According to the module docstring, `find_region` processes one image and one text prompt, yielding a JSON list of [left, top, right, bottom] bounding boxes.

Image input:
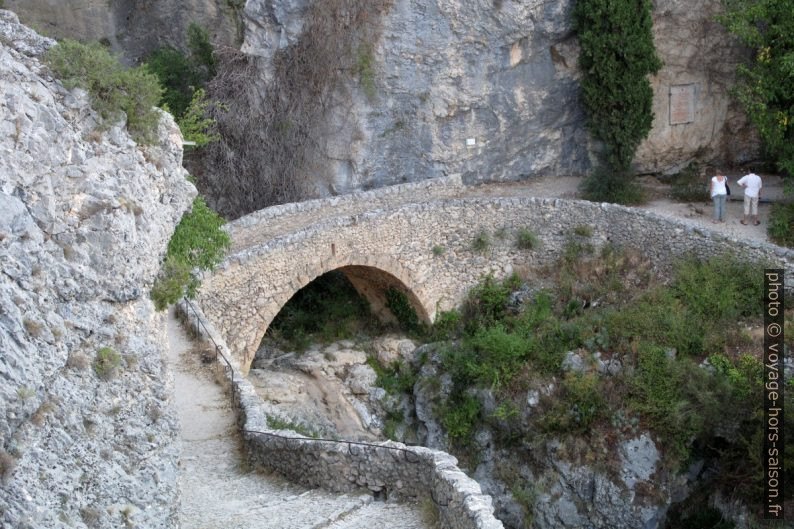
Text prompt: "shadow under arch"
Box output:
[[239, 255, 433, 374]]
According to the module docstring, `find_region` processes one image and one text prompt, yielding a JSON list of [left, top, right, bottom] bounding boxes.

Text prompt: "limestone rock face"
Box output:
[[239, 0, 756, 195], [3, 0, 243, 64], [372, 335, 418, 366], [635, 0, 759, 173], [242, 0, 594, 195], [0, 11, 194, 528], [4, 0, 759, 195]]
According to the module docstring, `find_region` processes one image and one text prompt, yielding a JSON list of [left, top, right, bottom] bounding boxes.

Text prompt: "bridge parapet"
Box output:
[[197, 194, 794, 374], [226, 174, 466, 252]]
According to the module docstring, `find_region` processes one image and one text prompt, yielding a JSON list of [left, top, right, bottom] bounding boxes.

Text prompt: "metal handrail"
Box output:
[[181, 298, 429, 458]]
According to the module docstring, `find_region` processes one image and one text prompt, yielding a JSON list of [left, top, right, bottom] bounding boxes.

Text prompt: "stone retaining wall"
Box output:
[[197, 193, 794, 374], [176, 300, 504, 529]]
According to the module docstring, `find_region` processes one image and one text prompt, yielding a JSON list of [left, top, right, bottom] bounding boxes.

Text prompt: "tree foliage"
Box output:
[[44, 40, 163, 143], [178, 89, 220, 148], [719, 0, 794, 177], [145, 23, 216, 119], [573, 0, 662, 203]]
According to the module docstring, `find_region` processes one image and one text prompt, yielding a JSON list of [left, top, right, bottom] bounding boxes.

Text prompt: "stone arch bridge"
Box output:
[[194, 176, 794, 374]]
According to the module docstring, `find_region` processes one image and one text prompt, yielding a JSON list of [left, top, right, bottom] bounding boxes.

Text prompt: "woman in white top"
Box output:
[[710, 170, 728, 223]]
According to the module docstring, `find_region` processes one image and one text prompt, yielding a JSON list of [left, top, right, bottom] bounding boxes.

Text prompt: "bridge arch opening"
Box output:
[[259, 265, 431, 355]]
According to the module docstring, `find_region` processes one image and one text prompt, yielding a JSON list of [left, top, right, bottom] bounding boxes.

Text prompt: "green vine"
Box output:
[[150, 197, 230, 310], [385, 287, 421, 332]]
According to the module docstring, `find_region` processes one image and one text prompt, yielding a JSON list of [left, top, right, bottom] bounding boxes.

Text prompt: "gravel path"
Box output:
[[468, 174, 786, 244], [165, 309, 436, 529]]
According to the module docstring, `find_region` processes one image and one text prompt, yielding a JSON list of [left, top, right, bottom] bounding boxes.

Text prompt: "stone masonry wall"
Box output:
[[196, 184, 794, 374], [176, 300, 504, 529]]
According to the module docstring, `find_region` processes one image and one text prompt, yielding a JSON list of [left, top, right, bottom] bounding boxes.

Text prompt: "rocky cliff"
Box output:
[[4, 0, 758, 198], [3, 0, 242, 64], [635, 0, 759, 173], [239, 0, 756, 194], [0, 11, 194, 528]]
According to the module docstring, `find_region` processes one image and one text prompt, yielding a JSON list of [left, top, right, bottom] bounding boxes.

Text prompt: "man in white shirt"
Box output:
[[737, 172, 763, 225]]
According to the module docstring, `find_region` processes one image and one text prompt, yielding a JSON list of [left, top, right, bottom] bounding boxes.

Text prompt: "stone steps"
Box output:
[[320, 500, 436, 529], [167, 310, 438, 529]]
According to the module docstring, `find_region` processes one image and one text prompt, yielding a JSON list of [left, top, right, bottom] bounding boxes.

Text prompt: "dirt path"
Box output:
[[465, 173, 788, 244], [165, 309, 436, 528]]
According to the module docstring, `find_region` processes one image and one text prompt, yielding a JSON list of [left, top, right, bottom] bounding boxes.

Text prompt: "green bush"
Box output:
[[187, 22, 216, 78], [768, 201, 794, 247], [44, 40, 163, 143], [600, 256, 762, 356], [367, 357, 417, 395], [672, 255, 763, 322], [146, 23, 216, 119], [177, 89, 218, 148], [145, 46, 197, 118], [432, 245, 445, 256], [471, 231, 491, 252], [540, 372, 607, 433], [462, 274, 521, 333], [151, 197, 230, 310], [719, 0, 794, 176], [456, 325, 533, 389], [441, 292, 575, 390], [627, 346, 705, 459], [707, 353, 761, 399], [515, 228, 539, 250], [165, 197, 229, 269], [150, 258, 197, 311], [93, 347, 122, 381], [383, 408, 405, 441], [604, 288, 704, 355], [572, 225, 593, 238], [431, 309, 462, 341], [627, 346, 771, 467], [441, 393, 482, 444], [519, 297, 579, 373], [266, 415, 319, 438]]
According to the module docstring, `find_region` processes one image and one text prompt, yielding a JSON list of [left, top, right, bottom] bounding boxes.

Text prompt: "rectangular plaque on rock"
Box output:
[[669, 84, 696, 125]]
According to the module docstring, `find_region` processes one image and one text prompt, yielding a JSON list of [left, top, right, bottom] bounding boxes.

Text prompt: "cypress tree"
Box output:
[[573, 0, 662, 202]]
